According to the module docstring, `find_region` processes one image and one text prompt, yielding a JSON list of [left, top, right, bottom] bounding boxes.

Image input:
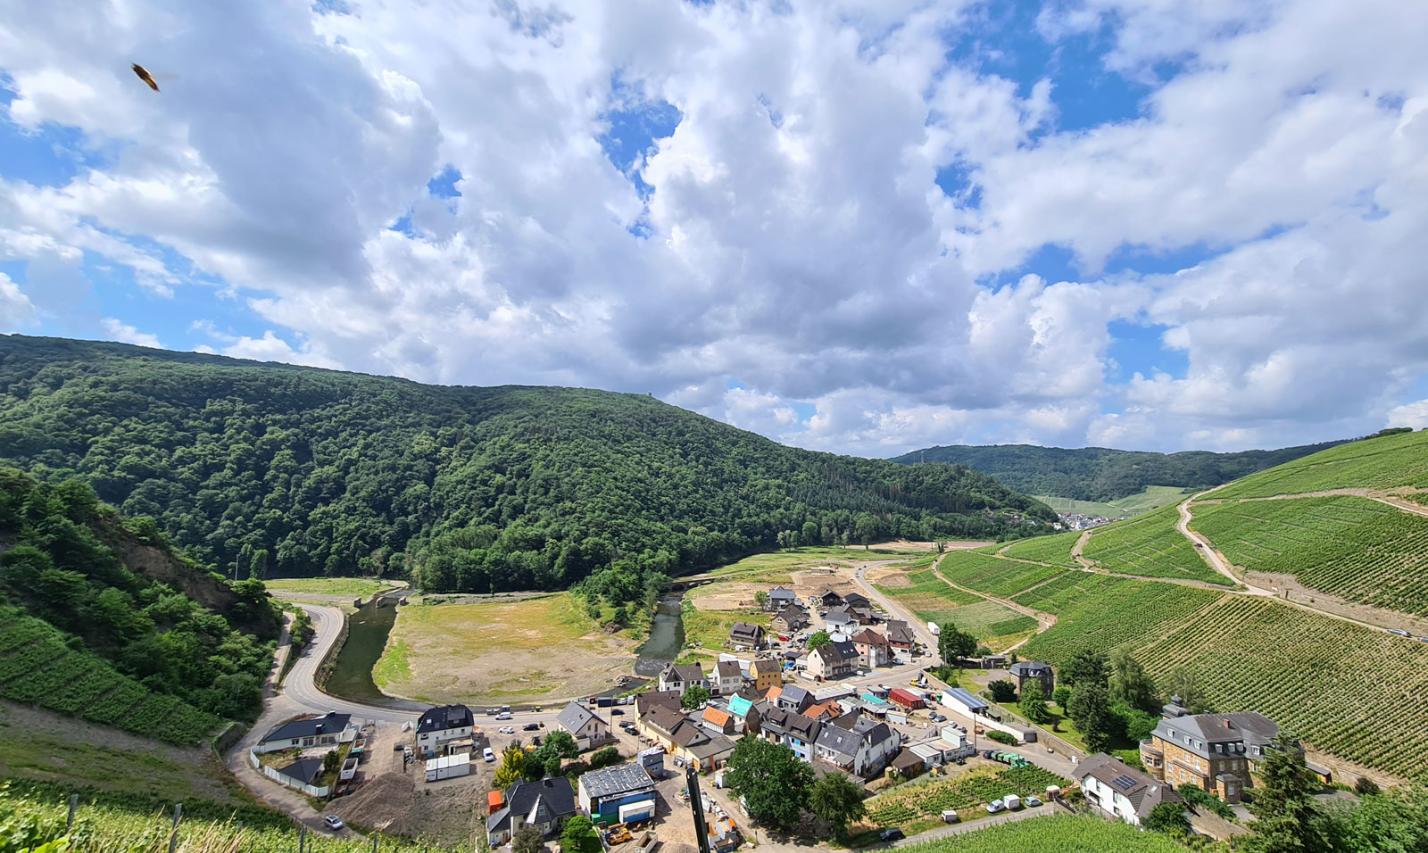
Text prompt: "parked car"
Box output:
[[1025, 796, 1043, 808], [496, 712, 512, 721], [523, 723, 540, 731], [985, 799, 1005, 814], [929, 712, 946, 722], [483, 747, 496, 762], [611, 708, 624, 715], [879, 828, 905, 842], [324, 815, 345, 830], [499, 726, 515, 734], [532, 736, 542, 746]]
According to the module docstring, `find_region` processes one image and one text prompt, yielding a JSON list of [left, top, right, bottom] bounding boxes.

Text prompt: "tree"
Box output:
[[1061, 650, 1108, 690], [937, 623, 976, 665], [588, 746, 622, 769], [560, 815, 601, 853], [1243, 734, 1332, 853], [512, 825, 545, 853], [1052, 686, 1071, 709], [1164, 668, 1211, 713], [682, 684, 711, 709], [987, 680, 1017, 702], [808, 772, 866, 839], [1323, 785, 1428, 852], [754, 590, 769, 609], [1067, 683, 1117, 753], [1108, 650, 1159, 713], [806, 630, 831, 650], [322, 749, 340, 777], [723, 737, 814, 831], [1018, 681, 1051, 724], [1143, 802, 1190, 836], [494, 743, 528, 788], [1353, 777, 1380, 797]]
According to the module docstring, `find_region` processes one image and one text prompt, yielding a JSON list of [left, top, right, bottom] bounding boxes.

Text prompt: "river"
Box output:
[[323, 591, 419, 709], [634, 591, 686, 676]]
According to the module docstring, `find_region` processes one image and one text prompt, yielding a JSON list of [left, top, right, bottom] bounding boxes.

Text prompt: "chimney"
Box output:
[[1222, 718, 1232, 729]]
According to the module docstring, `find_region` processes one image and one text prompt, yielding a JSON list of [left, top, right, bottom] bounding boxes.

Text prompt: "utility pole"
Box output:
[[168, 803, 183, 853], [685, 765, 712, 853]]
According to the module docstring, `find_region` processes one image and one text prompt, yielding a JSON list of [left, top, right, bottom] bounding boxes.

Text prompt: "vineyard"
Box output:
[[875, 567, 980, 616], [902, 814, 1187, 853], [1191, 496, 1428, 616], [1210, 429, 1428, 499], [1132, 596, 1428, 782], [1015, 574, 1223, 668], [1081, 504, 1230, 585], [864, 765, 1067, 829], [0, 609, 220, 745], [0, 782, 452, 852], [937, 549, 1064, 597], [997, 531, 1082, 568]]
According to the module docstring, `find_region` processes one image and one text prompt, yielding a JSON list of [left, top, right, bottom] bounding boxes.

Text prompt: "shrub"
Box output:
[[986, 730, 1016, 745]]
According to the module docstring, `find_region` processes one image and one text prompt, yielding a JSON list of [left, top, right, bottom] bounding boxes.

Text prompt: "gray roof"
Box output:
[[715, 660, 743, 679], [643, 705, 689, 737], [942, 687, 988, 711], [418, 704, 473, 734], [769, 587, 797, 600], [491, 777, 577, 833], [636, 690, 683, 716], [1153, 712, 1278, 759], [815, 722, 863, 758], [687, 734, 737, 761], [824, 606, 854, 625], [665, 663, 705, 683], [780, 685, 811, 706], [1009, 661, 1053, 677], [1074, 754, 1181, 818], [730, 622, 765, 640], [815, 640, 859, 663], [775, 605, 809, 625], [276, 756, 325, 785], [260, 712, 351, 744], [558, 701, 605, 734], [579, 762, 656, 800], [885, 621, 916, 643]]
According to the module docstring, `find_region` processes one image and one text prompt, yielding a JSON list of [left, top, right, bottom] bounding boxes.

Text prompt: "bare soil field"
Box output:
[[374, 593, 638, 705]]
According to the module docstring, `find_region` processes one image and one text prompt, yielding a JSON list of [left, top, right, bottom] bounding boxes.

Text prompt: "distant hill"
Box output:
[[0, 336, 1055, 608], [891, 440, 1347, 503]]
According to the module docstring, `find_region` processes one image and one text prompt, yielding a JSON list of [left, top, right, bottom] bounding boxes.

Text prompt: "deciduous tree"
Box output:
[[724, 737, 814, 831], [808, 772, 866, 839]]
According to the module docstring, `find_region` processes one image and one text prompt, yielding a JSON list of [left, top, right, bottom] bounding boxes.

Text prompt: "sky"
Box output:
[[1, 0, 1426, 458]]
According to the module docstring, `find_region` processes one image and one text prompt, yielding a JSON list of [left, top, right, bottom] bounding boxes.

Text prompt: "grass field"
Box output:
[[938, 550, 1064, 597], [1210, 429, 1428, 499], [374, 593, 637, 704], [874, 564, 1036, 650], [875, 567, 981, 611], [264, 577, 399, 597], [997, 531, 1081, 568], [1081, 504, 1231, 585], [1133, 596, 1428, 782], [900, 814, 1187, 853], [680, 601, 772, 652], [1034, 485, 1193, 519], [1191, 496, 1428, 616], [707, 545, 929, 579], [1015, 574, 1224, 668]]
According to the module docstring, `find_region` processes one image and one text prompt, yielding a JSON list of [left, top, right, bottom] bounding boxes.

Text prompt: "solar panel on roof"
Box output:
[[1111, 774, 1139, 790]]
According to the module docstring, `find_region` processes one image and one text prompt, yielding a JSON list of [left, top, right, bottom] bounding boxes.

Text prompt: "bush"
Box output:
[[988, 680, 1017, 702], [1353, 777, 1380, 796], [986, 730, 1016, 745], [1177, 784, 1234, 820]]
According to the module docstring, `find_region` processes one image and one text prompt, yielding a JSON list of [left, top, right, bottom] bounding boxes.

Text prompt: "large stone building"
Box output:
[[1140, 711, 1281, 803]]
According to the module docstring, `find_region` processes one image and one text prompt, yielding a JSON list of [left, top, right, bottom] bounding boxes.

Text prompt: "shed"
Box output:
[[940, 687, 988, 717], [888, 688, 926, 710], [425, 753, 471, 782], [487, 790, 505, 815]]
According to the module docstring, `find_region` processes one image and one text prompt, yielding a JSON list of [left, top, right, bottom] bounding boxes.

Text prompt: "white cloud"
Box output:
[[1387, 401, 1428, 430], [99, 318, 162, 349], [0, 272, 36, 330]]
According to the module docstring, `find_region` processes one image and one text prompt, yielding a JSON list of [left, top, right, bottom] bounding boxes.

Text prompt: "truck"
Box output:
[[1004, 794, 1023, 811], [927, 621, 941, 636]]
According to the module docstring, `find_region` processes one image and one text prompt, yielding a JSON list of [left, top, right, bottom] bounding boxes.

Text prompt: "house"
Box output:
[[884, 620, 916, 650], [766, 586, 798, 611], [577, 763, 657, 826], [750, 658, 783, 694], [557, 702, 612, 750], [818, 590, 845, 609], [823, 606, 856, 634], [415, 704, 475, 757], [678, 730, 737, 772], [813, 710, 902, 778], [1140, 711, 1282, 803], [806, 641, 859, 680], [759, 707, 822, 762], [274, 755, 325, 787], [710, 660, 745, 696], [804, 700, 844, 722], [726, 690, 767, 733], [773, 684, 814, 713], [843, 593, 874, 623], [728, 622, 766, 650], [939, 687, 989, 718], [1008, 661, 1055, 697], [850, 628, 892, 669], [659, 663, 706, 694], [256, 712, 354, 754], [890, 748, 926, 780], [635, 690, 683, 721], [638, 705, 690, 750], [701, 706, 737, 736], [772, 605, 810, 635], [488, 777, 579, 845], [1074, 754, 1183, 826]]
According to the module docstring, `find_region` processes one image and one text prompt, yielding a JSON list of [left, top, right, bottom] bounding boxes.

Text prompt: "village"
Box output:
[[247, 568, 1309, 851]]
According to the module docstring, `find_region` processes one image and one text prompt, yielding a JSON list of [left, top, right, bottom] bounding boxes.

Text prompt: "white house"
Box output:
[[557, 702, 612, 750], [416, 704, 474, 757], [710, 660, 745, 696], [811, 711, 901, 778], [255, 712, 354, 754], [659, 663, 707, 694], [1073, 753, 1183, 827], [488, 777, 579, 846]]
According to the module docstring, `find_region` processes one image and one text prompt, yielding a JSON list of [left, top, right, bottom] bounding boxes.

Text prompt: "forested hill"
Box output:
[[0, 336, 1055, 602], [891, 440, 1346, 503]]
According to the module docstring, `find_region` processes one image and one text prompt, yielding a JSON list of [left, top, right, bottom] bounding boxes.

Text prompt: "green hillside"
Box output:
[[0, 468, 277, 729], [1080, 504, 1231, 585], [892, 440, 1343, 502], [1032, 485, 1191, 519], [1210, 428, 1428, 498], [0, 336, 1054, 611]]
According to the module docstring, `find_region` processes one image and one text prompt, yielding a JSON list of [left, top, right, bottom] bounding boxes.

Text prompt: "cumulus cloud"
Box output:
[[0, 272, 35, 330], [99, 318, 162, 349], [0, 0, 1425, 455]]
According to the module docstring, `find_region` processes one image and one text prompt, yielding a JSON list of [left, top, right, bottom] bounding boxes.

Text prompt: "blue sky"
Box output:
[[2, 0, 1426, 455]]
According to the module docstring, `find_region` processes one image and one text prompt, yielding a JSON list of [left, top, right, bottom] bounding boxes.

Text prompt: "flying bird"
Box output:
[[131, 63, 160, 92]]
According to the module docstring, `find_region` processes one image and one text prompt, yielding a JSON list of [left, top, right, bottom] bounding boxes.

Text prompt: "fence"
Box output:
[[249, 748, 332, 797]]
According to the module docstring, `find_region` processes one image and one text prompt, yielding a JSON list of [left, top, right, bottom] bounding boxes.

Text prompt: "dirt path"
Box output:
[[928, 564, 1056, 654]]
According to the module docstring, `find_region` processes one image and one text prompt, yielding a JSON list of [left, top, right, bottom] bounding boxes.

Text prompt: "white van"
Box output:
[[483, 747, 496, 763]]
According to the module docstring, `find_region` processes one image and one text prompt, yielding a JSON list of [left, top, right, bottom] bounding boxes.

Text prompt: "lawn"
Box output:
[[680, 600, 772, 652], [265, 577, 400, 597], [374, 593, 639, 705], [899, 814, 1187, 853]]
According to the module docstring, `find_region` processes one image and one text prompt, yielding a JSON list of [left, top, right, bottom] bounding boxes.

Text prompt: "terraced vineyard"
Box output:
[[904, 814, 1187, 853], [1015, 574, 1223, 667], [865, 765, 1066, 828], [1211, 429, 1428, 499], [998, 531, 1081, 568], [1191, 496, 1428, 616], [0, 610, 220, 745], [933, 600, 1039, 650], [938, 550, 1064, 597], [1081, 504, 1231, 585], [1134, 596, 1428, 782]]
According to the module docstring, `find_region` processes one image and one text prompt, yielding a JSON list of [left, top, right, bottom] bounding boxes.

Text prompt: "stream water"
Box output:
[[324, 592, 413, 708], [634, 592, 686, 676]]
